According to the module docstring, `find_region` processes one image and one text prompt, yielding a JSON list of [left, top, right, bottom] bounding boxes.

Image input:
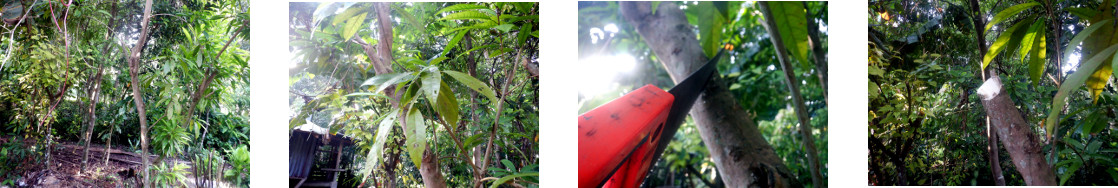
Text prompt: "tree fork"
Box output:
[[127, 0, 156, 186]]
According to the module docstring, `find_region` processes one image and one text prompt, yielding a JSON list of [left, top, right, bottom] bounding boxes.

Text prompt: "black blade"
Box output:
[[647, 48, 725, 177]]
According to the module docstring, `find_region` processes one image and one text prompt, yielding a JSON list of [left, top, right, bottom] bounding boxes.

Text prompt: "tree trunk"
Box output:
[[976, 75, 1056, 185], [803, 2, 828, 104], [127, 0, 156, 186], [967, 0, 1007, 185], [620, 2, 792, 187], [82, 67, 104, 171], [758, 2, 824, 187]]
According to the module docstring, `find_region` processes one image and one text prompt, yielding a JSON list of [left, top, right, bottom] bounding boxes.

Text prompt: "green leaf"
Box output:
[[985, 2, 1039, 32], [447, 20, 498, 34], [343, 92, 390, 99], [494, 24, 515, 32], [436, 81, 460, 129], [440, 10, 493, 21], [696, 2, 724, 58], [332, 6, 365, 27], [367, 72, 416, 95], [420, 70, 442, 105], [765, 2, 810, 66], [361, 109, 397, 181], [463, 133, 485, 149], [444, 70, 498, 103], [429, 57, 448, 65], [489, 48, 513, 58], [1063, 19, 1112, 63], [984, 19, 1031, 70], [1046, 43, 1118, 139], [405, 107, 428, 169], [1018, 19, 1044, 61], [437, 4, 488, 14], [1027, 25, 1046, 87], [517, 24, 533, 45], [442, 31, 469, 57], [1067, 7, 1098, 19], [501, 159, 515, 170], [400, 80, 422, 107], [342, 13, 367, 41], [1060, 160, 1082, 185], [651, 2, 662, 14], [489, 172, 539, 188]]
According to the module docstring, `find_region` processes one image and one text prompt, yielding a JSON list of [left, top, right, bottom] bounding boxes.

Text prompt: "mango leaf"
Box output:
[[332, 6, 365, 27], [420, 69, 442, 104], [1046, 43, 1118, 140], [697, 2, 725, 58], [437, 4, 488, 14], [1018, 19, 1043, 60], [1059, 160, 1082, 185], [463, 133, 486, 149], [428, 57, 448, 65], [436, 81, 460, 129], [1062, 19, 1112, 62], [1028, 25, 1046, 87], [985, 2, 1039, 32], [1086, 62, 1113, 104], [440, 10, 492, 21], [400, 81, 422, 107], [405, 107, 427, 168], [765, 2, 810, 66], [983, 19, 1031, 70], [364, 72, 415, 95], [517, 24, 533, 45], [494, 24, 515, 33], [360, 109, 397, 182], [342, 13, 367, 41], [489, 172, 539, 188], [1067, 7, 1098, 19], [489, 48, 513, 58], [343, 92, 390, 99], [447, 20, 497, 34], [444, 70, 498, 103], [442, 31, 469, 57]]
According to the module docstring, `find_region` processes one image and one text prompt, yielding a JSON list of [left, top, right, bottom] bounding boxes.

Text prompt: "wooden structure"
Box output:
[[289, 126, 354, 188]]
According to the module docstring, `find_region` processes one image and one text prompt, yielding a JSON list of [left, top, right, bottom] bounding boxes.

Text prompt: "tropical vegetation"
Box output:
[[0, 0, 249, 187], [869, 0, 1118, 185], [288, 2, 539, 188]]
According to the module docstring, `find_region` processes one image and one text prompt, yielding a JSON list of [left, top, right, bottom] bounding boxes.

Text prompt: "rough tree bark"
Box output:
[[976, 75, 1056, 185], [621, 2, 793, 187], [968, 0, 1006, 185], [127, 0, 156, 186], [758, 2, 824, 187]]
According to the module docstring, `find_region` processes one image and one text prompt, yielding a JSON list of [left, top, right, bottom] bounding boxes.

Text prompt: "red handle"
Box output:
[[578, 84, 674, 188]]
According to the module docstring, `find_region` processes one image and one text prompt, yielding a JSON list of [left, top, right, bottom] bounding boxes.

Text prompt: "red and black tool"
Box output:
[[578, 47, 727, 188]]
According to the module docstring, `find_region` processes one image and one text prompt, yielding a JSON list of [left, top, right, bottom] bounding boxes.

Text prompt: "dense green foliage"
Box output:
[[289, 2, 539, 187], [0, 0, 249, 187], [578, 1, 828, 187], [869, 0, 1118, 185]]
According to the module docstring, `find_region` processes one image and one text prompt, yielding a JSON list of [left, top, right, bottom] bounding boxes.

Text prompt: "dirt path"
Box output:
[[2, 139, 232, 188]]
